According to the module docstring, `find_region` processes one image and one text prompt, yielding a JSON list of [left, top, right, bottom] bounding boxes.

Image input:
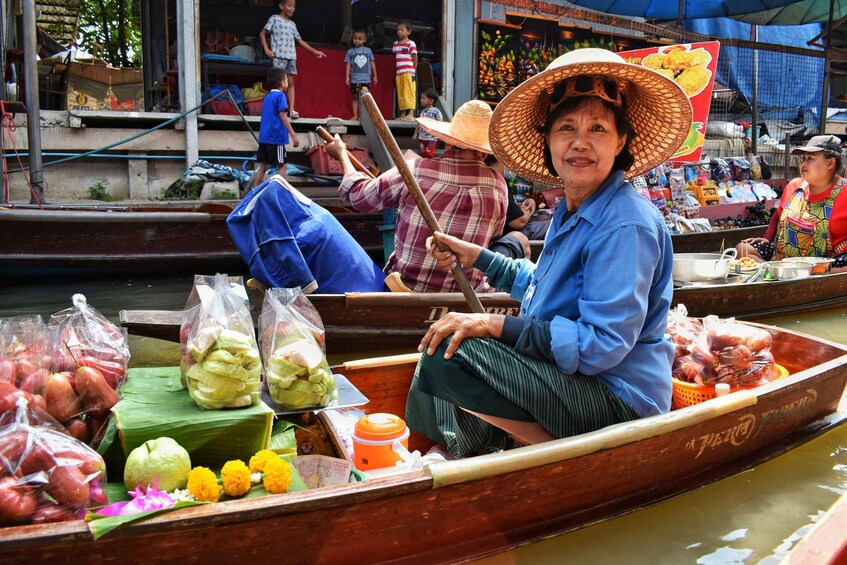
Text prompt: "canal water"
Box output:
[[1, 277, 845, 563]]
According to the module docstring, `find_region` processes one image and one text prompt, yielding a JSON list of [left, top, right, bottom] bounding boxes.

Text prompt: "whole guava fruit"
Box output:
[[124, 437, 192, 492]]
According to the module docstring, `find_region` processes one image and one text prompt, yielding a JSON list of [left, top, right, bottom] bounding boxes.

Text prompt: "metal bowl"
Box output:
[[766, 261, 814, 280], [782, 257, 835, 275], [673, 250, 737, 282]]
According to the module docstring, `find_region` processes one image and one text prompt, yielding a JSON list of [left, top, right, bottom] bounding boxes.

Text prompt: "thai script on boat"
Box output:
[[685, 388, 818, 459], [755, 388, 818, 434], [687, 414, 756, 459], [425, 305, 520, 324]]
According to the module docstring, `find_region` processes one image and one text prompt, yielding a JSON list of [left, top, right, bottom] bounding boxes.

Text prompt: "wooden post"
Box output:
[[360, 92, 485, 314]]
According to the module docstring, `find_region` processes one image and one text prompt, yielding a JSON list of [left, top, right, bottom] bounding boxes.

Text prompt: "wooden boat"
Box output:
[[121, 292, 522, 354], [783, 492, 847, 564], [1, 324, 846, 562], [0, 202, 384, 279], [121, 272, 847, 354]]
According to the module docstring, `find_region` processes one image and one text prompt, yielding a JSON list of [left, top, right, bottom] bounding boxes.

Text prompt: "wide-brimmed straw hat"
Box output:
[[416, 100, 493, 153], [791, 134, 843, 156], [489, 48, 693, 184]]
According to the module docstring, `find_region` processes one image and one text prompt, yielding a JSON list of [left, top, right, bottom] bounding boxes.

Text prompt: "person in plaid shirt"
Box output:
[[325, 100, 508, 293]]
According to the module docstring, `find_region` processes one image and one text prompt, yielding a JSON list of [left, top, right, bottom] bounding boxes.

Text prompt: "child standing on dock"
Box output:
[[251, 68, 299, 189], [260, 0, 326, 119], [345, 29, 377, 121], [413, 88, 442, 157], [393, 21, 417, 121]]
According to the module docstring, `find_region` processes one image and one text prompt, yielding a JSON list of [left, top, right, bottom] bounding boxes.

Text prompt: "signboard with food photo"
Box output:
[[620, 41, 720, 162]]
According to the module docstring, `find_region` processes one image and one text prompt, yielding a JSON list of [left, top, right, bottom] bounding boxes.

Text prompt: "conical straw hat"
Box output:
[[417, 100, 493, 153], [489, 48, 693, 184]]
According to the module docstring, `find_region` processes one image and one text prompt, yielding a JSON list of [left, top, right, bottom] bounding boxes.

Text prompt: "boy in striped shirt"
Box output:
[[393, 21, 418, 121]]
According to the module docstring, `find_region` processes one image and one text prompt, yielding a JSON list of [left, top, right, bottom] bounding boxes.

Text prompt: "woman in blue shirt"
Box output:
[[405, 49, 693, 457]]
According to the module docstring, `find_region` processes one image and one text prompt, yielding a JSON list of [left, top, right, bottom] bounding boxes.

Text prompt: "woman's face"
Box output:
[[798, 151, 835, 185], [545, 98, 626, 193]]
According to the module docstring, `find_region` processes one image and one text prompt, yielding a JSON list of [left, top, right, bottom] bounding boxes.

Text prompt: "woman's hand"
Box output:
[[419, 313, 504, 359], [427, 232, 483, 270], [520, 197, 536, 216]]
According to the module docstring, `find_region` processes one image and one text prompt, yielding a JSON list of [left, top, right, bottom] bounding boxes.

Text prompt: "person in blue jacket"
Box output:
[[404, 48, 694, 457], [227, 174, 385, 293]]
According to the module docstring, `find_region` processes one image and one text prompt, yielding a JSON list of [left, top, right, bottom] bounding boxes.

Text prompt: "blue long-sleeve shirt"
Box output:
[[476, 171, 675, 417]]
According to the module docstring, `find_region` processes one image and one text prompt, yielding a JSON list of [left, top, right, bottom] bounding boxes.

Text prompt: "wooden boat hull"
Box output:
[[0, 204, 384, 279], [1, 325, 846, 563], [122, 272, 847, 354]]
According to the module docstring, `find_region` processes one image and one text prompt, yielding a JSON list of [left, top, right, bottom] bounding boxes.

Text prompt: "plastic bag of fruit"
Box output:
[[259, 287, 336, 411], [47, 295, 127, 446], [1, 315, 51, 398], [673, 315, 774, 386], [0, 394, 107, 527], [180, 274, 262, 409]]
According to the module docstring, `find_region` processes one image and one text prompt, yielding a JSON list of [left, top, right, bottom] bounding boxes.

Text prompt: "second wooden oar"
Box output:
[[315, 126, 375, 179], [359, 92, 485, 314]]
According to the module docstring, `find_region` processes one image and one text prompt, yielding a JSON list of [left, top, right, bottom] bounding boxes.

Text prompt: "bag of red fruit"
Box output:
[[0, 394, 107, 527], [0, 315, 52, 395], [672, 314, 775, 387], [48, 294, 128, 446], [49, 294, 129, 386]]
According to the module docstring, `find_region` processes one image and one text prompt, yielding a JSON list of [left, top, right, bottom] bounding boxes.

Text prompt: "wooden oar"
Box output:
[[315, 126, 375, 179], [360, 92, 485, 314]]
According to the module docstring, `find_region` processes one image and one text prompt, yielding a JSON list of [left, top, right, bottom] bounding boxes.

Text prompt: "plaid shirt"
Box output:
[[339, 149, 508, 292]]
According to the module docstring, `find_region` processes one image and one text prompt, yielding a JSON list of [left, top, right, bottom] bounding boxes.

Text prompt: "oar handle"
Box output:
[[360, 93, 485, 314], [316, 126, 376, 179]]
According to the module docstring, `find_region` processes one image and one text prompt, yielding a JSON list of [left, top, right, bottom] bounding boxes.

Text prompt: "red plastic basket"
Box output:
[[306, 144, 370, 175], [245, 97, 264, 116], [210, 99, 240, 116]]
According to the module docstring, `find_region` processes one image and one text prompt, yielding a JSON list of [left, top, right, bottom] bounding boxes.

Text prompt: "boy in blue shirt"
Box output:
[[251, 67, 299, 189], [344, 29, 377, 121]]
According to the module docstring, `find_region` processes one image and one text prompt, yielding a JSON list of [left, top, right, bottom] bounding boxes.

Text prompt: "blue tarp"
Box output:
[[685, 18, 825, 130]]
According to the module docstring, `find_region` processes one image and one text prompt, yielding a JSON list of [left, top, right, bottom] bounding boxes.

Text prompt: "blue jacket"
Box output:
[[477, 171, 675, 416], [227, 176, 386, 294]]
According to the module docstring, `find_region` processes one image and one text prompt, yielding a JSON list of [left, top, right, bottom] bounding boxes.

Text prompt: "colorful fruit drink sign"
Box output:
[[477, 20, 520, 102], [620, 41, 720, 162]]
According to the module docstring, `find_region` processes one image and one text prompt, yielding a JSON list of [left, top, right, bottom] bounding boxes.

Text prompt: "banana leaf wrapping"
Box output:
[[259, 288, 337, 411], [107, 366, 273, 471], [180, 274, 262, 410]]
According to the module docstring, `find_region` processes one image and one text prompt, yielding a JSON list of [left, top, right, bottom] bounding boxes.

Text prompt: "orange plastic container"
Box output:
[[672, 363, 789, 409], [352, 413, 410, 471]]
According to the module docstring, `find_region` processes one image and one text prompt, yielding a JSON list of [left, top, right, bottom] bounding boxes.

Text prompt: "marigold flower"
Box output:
[[221, 459, 251, 497], [187, 466, 221, 502], [262, 457, 292, 494], [249, 449, 278, 473]]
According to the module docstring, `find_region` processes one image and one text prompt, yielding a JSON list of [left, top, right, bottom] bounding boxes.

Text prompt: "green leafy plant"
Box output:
[[87, 178, 113, 201], [211, 189, 238, 200], [162, 178, 204, 200]]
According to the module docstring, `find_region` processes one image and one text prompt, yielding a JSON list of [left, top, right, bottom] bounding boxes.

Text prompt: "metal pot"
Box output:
[[672, 249, 737, 283], [766, 261, 814, 280], [782, 256, 834, 275]]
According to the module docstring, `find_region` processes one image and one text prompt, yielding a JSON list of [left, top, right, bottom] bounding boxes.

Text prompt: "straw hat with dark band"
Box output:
[[489, 48, 694, 185], [416, 100, 493, 154]]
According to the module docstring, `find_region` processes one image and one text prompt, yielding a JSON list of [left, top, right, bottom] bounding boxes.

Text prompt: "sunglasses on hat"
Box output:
[[549, 75, 622, 112]]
